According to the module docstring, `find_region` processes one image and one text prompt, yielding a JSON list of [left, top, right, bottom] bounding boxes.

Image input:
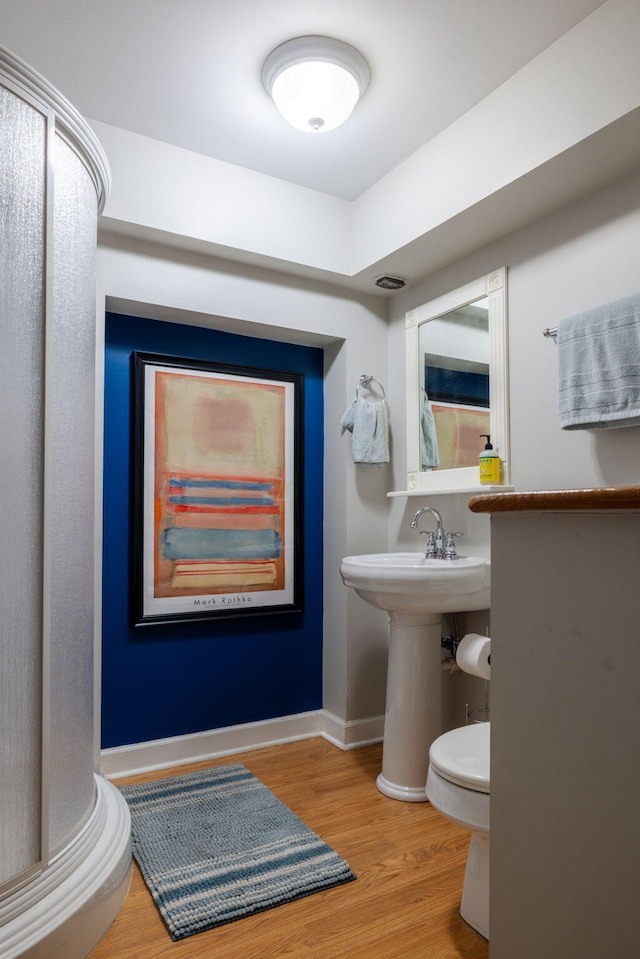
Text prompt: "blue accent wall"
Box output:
[[424, 364, 490, 408], [102, 313, 324, 748]]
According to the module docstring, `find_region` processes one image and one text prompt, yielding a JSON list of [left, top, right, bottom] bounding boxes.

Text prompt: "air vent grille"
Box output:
[[375, 275, 406, 290]]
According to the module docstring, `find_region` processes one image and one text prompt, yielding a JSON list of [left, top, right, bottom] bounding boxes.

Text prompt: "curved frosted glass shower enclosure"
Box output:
[[0, 44, 131, 959]]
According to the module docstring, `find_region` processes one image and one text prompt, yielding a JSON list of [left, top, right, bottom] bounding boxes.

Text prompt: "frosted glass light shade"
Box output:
[[263, 36, 369, 134]]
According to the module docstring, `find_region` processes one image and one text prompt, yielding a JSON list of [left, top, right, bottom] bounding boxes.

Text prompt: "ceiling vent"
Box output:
[[375, 275, 406, 291]]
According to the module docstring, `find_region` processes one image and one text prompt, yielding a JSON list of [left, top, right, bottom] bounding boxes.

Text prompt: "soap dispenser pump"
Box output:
[[479, 434, 502, 485]]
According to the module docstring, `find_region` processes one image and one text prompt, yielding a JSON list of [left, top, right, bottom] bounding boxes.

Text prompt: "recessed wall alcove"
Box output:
[[101, 312, 326, 748], [95, 272, 392, 764]]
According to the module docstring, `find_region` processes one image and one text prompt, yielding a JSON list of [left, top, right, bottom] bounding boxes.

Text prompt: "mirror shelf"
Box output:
[[391, 267, 510, 497], [387, 484, 513, 498]]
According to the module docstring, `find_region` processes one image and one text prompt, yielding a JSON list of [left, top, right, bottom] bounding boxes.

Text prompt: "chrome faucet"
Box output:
[[410, 506, 461, 560], [410, 506, 445, 557]]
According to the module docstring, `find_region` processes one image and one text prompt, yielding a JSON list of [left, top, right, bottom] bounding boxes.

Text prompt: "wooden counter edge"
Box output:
[[469, 485, 640, 513]]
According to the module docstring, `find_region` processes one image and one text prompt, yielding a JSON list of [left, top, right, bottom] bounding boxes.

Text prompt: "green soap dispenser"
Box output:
[[479, 434, 502, 485]]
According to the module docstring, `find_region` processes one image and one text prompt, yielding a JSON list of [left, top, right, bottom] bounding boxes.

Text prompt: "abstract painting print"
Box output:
[[431, 404, 491, 471], [132, 353, 302, 625]]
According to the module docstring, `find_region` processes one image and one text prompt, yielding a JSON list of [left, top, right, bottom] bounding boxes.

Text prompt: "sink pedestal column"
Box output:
[[377, 612, 443, 802]]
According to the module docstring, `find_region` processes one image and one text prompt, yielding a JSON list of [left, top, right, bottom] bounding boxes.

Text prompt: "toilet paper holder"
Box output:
[[465, 695, 490, 725], [441, 633, 491, 724], [441, 634, 491, 670]]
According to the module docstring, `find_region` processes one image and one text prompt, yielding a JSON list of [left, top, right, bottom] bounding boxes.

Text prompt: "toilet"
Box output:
[[426, 721, 490, 939]]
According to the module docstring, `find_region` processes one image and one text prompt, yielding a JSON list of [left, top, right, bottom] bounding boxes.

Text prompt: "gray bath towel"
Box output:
[[557, 292, 640, 430], [341, 395, 390, 465]]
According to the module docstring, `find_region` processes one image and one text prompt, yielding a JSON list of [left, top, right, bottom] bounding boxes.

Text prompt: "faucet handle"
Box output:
[[420, 530, 437, 558], [444, 531, 463, 560]]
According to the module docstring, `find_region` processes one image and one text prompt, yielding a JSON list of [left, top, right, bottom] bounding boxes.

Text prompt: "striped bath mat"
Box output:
[[119, 764, 356, 940]]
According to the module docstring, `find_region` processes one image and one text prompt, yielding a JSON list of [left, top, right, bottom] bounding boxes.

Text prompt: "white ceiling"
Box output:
[[1, 0, 606, 200]]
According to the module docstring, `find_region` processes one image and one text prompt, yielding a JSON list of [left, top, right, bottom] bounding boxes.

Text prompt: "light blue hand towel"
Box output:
[[341, 396, 390, 465], [420, 399, 440, 469], [557, 292, 640, 430]]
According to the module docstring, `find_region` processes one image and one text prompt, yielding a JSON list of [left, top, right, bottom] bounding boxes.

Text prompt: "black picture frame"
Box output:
[[131, 351, 303, 626]]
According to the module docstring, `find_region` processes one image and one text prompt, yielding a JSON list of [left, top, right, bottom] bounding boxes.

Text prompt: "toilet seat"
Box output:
[[428, 721, 490, 793]]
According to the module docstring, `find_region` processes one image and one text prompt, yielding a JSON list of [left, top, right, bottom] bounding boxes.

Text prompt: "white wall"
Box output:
[[387, 166, 640, 544], [381, 166, 640, 727], [91, 120, 352, 277]]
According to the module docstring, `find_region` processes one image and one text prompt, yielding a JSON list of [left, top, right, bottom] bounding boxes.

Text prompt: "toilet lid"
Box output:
[[429, 722, 490, 793]]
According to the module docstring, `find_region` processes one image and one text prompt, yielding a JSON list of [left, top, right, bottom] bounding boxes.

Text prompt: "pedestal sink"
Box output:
[[340, 552, 490, 802]]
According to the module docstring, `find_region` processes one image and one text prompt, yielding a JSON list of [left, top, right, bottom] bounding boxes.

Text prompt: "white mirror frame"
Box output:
[[401, 267, 510, 495]]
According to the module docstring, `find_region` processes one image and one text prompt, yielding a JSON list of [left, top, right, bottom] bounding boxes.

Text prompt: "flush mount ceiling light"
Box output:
[[262, 36, 370, 134]]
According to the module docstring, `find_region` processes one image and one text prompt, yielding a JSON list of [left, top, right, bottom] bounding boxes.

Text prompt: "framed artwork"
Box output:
[[131, 352, 303, 625], [431, 404, 491, 471]]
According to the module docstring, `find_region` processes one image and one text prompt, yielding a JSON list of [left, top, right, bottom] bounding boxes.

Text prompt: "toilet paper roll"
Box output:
[[456, 633, 491, 680]]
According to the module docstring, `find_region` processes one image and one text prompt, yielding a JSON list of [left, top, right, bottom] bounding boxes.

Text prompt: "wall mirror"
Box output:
[[400, 267, 510, 494]]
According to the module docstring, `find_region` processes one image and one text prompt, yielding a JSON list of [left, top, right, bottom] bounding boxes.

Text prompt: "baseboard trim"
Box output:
[[321, 710, 385, 750], [101, 710, 384, 779]]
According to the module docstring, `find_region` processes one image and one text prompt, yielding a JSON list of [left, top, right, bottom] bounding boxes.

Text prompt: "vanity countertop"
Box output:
[[469, 485, 640, 513]]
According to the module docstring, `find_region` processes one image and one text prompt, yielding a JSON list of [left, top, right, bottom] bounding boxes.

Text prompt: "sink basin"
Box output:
[[340, 552, 490, 614]]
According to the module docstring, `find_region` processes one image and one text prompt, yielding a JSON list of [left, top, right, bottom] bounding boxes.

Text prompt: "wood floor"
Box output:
[[90, 738, 488, 959]]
